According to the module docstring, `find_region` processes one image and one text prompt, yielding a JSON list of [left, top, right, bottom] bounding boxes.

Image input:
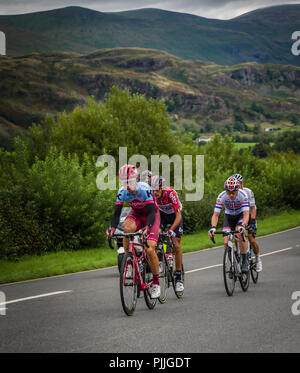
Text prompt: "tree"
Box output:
[[273, 131, 300, 154]]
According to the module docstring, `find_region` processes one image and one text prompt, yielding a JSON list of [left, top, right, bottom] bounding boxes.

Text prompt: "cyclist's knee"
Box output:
[[145, 240, 157, 254], [173, 239, 181, 254], [123, 220, 136, 233]]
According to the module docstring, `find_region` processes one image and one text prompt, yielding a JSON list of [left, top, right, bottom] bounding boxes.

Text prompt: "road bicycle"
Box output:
[[246, 229, 259, 284], [211, 230, 249, 296], [108, 232, 167, 316], [157, 232, 185, 300]]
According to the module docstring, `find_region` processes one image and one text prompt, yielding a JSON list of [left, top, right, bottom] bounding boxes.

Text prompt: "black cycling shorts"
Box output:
[[223, 213, 244, 232], [160, 211, 183, 238]]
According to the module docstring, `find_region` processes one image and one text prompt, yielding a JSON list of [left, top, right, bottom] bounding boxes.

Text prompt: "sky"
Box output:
[[0, 0, 299, 19]]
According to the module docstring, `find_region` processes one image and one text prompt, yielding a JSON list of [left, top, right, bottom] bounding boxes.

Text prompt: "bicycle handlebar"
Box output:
[[210, 230, 245, 244], [107, 231, 149, 249]]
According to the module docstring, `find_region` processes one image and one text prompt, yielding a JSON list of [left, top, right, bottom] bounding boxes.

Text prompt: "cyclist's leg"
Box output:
[[172, 218, 183, 272], [236, 215, 248, 272], [236, 215, 247, 254], [248, 232, 262, 271], [222, 214, 231, 248], [248, 233, 259, 254], [144, 211, 161, 298], [144, 210, 160, 277], [123, 211, 141, 252]]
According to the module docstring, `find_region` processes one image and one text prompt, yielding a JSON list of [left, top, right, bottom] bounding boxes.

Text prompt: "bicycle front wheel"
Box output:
[[120, 253, 137, 316], [143, 261, 157, 310], [239, 264, 250, 292], [223, 245, 235, 296]]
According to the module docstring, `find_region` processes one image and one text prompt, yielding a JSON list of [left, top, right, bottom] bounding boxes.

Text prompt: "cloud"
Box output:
[[0, 0, 299, 19]]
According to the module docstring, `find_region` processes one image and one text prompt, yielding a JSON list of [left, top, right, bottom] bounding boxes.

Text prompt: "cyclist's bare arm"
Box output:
[[242, 210, 249, 227], [170, 209, 182, 232], [211, 211, 220, 231], [250, 205, 256, 219]]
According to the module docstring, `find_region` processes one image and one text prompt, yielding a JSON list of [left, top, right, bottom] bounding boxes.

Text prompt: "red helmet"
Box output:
[[151, 175, 166, 190], [224, 176, 240, 192], [119, 164, 138, 182]]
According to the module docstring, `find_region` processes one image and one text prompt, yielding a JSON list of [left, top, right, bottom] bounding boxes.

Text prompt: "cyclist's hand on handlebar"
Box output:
[[208, 227, 216, 238], [106, 227, 116, 239], [141, 226, 149, 240], [167, 229, 176, 238], [238, 225, 246, 234]]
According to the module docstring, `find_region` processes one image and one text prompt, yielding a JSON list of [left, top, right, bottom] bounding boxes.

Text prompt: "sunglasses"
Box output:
[[226, 190, 238, 195]]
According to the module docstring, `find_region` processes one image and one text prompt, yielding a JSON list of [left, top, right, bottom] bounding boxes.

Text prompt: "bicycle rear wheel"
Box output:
[[120, 253, 137, 316], [143, 261, 157, 310], [172, 264, 185, 299], [250, 247, 259, 283], [157, 249, 168, 304], [223, 245, 236, 296]]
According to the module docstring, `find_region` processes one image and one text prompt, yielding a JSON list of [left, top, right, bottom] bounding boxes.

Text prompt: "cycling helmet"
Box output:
[[140, 170, 153, 185], [232, 173, 243, 183], [224, 176, 240, 192], [151, 175, 166, 190], [119, 164, 138, 182]]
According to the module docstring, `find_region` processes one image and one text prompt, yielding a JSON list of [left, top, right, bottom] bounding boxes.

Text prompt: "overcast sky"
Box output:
[[0, 0, 299, 19]]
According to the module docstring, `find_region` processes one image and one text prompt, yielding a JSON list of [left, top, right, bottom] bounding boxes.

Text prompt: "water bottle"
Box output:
[[167, 253, 174, 269]]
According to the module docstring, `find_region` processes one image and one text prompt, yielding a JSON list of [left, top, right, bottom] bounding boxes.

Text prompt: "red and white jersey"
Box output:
[[214, 190, 249, 216], [156, 187, 182, 215]]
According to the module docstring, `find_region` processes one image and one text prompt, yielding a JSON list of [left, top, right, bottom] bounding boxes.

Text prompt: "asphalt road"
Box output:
[[0, 227, 299, 353]]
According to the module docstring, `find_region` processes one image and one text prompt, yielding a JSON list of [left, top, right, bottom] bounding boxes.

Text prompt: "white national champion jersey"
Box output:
[[214, 190, 249, 216], [242, 187, 256, 208]]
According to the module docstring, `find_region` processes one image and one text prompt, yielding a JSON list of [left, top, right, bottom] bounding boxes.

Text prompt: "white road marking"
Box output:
[[186, 246, 298, 274], [0, 290, 73, 306], [186, 263, 222, 274]]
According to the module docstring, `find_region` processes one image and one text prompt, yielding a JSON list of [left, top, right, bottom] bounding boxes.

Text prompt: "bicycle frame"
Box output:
[[213, 230, 244, 277], [113, 233, 154, 293]]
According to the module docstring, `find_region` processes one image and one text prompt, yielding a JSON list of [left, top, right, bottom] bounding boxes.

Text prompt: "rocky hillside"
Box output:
[[0, 47, 300, 148]]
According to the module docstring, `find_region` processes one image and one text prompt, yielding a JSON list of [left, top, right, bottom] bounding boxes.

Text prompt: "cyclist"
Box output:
[[232, 173, 262, 272], [107, 164, 161, 299], [208, 176, 250, 273], [151, 175, 184, 293], [139, 170, 152, 185]]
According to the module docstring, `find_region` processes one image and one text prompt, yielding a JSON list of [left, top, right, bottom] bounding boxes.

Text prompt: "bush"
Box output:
[[0, 146, 115, 259]]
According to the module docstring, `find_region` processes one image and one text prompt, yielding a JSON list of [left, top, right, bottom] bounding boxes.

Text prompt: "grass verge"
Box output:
[[0, 210, 300, 284]]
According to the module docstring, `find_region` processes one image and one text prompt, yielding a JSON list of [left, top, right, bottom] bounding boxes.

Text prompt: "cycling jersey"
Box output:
[[116, 181, 158, 214], [214, 190, 249, 216], [156, 187, 182, 215], [242, 187, 256, 208]]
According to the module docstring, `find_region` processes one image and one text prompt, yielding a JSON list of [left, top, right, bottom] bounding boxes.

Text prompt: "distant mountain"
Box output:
[[0, 5, 299, 65], [0, 47, 299, 148]]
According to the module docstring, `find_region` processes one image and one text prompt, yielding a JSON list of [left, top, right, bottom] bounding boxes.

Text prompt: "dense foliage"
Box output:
[[0, 87, 299, 259]]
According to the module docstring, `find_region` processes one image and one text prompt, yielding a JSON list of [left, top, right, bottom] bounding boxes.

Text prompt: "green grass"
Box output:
[[0, 210, 300, 284], [234, 142, 257, 149]]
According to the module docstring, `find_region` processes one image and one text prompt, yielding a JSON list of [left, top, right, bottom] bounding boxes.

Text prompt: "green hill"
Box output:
[[0, 5, 299, 66], [0, 47, 300, 148]]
